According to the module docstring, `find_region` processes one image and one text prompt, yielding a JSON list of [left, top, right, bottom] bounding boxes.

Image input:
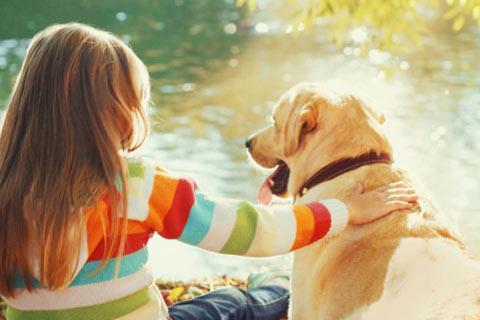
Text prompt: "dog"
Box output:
[[246, 82, 480, 319]]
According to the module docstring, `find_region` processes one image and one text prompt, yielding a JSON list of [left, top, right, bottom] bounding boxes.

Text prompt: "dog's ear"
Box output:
[[283, 103, 318, 157]]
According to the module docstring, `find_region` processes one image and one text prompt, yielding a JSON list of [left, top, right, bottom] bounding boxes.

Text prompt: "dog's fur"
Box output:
[[248, 83, 480, 319]]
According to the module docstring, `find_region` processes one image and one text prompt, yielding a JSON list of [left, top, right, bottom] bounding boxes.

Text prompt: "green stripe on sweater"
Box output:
[[127, 161, 146, 178], [6, 286, 152, 320], [220, 201, 258, 255]]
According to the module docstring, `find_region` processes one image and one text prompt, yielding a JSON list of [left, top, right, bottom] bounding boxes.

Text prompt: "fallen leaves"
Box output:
[[155, 275, 247, 304]]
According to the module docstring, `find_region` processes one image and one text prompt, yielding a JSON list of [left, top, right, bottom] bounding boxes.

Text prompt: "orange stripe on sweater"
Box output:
[[86, 199, 109, 255], [290, 205, 315, 251], [145, 168, 180, 233], [86, 196, 152, 256], [158, 178, 195, 239]]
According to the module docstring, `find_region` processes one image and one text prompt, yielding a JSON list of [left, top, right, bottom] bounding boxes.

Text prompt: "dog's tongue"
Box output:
[[259, 176, 274, 205], [258, 162, 290, 205]]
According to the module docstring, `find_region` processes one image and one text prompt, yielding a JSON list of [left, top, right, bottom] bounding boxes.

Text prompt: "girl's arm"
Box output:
[[141, 163, 417, 257]]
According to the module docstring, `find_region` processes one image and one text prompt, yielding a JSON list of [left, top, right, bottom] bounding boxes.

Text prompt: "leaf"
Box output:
[[444, 6, 461, 19], [248, 0, 256, 11], [208, 277, 214, 291], [452, 15, 465, 31], [473, 6, 480, 19], [188, 286, 205, 298], [168, 287, 184, 301], [384, 66, 396, 79], [179, 294, 190, 301], [335, 28, 345, 46], [236, 0, 255, 11]]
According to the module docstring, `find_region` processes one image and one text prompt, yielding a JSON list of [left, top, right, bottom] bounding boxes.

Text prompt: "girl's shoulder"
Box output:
[[121, 156, 196, 221], [123, 155, 162, 176], [122, 155, 186, 184]]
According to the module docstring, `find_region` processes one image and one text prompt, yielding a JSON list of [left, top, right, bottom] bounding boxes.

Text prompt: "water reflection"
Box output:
[[0, 1, 479, 280]]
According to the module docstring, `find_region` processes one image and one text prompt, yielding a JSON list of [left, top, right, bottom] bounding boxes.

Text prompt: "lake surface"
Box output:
[[0, 0, 479, 280]]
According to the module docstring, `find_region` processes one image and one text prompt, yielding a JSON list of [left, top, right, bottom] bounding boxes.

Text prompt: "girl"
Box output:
[[0, 23, 417, 320]]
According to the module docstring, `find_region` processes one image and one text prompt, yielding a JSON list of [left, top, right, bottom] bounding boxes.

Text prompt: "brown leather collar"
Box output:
[[297, 151, 393, 197]]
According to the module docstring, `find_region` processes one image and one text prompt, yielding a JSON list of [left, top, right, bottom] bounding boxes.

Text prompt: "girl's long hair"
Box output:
[[0, 23, 150, 297]]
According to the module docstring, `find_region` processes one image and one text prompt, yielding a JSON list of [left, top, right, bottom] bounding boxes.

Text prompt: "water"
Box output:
[[0, 0, 479, 280]]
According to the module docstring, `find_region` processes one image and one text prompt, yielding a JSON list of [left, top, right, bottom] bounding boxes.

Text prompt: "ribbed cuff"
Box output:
[[323, 199, 349, 237]]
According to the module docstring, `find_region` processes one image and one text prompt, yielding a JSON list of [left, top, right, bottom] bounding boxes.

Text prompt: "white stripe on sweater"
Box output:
[[126, 159, 155, 221], [6, 267, 154, 310], [245, 205, 276, 257], [271, 205, 297, 255], [323, 199, 349, 238], [197, 198, 238, 252]]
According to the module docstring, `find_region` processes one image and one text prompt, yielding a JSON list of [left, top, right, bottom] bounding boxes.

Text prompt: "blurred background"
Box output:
[[0, 0, 479, 280]]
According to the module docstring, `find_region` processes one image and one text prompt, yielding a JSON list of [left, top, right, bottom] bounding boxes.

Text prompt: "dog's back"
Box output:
[[290, 164, 480, 320]]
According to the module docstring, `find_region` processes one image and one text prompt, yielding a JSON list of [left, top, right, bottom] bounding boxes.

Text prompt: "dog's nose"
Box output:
[[245, 138, 252, 149]]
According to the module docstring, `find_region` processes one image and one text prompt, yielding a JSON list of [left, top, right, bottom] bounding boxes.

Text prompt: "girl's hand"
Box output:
[[345, 181, 419, 225]]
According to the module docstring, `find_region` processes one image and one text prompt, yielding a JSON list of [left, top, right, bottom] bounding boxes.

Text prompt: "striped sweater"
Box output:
[[3, 157, 349, 320]]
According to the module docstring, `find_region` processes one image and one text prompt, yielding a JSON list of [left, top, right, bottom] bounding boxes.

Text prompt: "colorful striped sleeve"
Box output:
[[144, 164, 349, 257]]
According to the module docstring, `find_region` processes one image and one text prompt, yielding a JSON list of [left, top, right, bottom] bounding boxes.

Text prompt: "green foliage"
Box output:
[[238, 0, 480, 53], [444, 0, 480, 30], [237, 0, 257, 11]]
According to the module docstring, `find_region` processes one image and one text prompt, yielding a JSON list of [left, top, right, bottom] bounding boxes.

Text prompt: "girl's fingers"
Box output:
[[387, 194, 419, 202], [378, 181, 411, 191], [385, 187, 416, 195], [389, 181, 410, 188], [385, 201, 414, 211]]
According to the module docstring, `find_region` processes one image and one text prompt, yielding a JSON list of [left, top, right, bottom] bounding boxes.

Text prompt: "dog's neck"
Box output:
[[296, 151, 393, 198], [286, 118, 393, 198], [294, 159, 398, 205], [287, 145, 391, 199]]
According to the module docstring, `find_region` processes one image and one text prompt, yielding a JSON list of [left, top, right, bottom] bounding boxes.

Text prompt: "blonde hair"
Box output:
[[0, 23, 150, 297]]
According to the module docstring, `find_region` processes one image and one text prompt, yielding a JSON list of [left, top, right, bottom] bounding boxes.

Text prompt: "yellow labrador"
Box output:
[[247, 82, 480, 320]]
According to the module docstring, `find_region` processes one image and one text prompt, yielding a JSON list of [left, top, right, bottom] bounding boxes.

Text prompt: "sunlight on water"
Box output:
[[0, 1, 479, 280]]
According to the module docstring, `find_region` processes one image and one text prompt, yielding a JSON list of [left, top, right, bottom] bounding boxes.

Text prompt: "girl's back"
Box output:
[[0, 23, 161, 319]]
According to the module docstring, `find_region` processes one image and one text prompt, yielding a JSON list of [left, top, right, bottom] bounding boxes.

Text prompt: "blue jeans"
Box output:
[[169, 285, 289, 320]]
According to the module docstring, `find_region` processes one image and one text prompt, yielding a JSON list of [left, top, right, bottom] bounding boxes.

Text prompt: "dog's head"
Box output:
[[246, 82, 392, 203]]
